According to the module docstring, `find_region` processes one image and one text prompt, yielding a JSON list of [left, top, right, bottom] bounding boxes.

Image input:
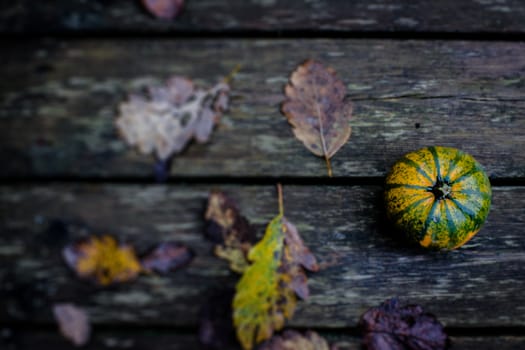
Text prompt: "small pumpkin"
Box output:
[[385, 146, 491, 249]]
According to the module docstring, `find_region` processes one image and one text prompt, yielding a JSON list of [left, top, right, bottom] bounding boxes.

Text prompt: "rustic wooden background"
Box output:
[[1, 1, 524, 349]]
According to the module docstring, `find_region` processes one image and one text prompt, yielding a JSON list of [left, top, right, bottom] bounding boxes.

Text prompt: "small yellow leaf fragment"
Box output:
[[63, 235, 142, 286]]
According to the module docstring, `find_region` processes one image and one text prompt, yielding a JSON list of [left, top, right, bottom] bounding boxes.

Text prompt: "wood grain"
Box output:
[[1, 184, 524, 327], [4, 330, 525, 350], [1, 0, 525, 34], [1, 39, 524, 178]]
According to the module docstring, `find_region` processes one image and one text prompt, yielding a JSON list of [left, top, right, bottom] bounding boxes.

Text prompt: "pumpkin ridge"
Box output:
[[420, 199, 439, 246], [449, 197, 476, 220], [428, 146, 442, 181], [444, 200, 458, 246], [455, 189, 491, 200], [397, 157, 434, 185], [449, 164, 481, 185], [443, 149, 465, 183], [391, 196, 433, 224]]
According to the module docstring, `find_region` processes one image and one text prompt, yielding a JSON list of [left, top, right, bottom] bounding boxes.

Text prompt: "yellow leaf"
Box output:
[[233, 213, 296, 350], [63, 235, 142, 286], [233, 184, 318, 350]]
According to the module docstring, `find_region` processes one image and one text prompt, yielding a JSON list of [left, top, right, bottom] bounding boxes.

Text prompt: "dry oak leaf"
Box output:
[[233, 186, 318, 350], [205, 191, 257, 273], [142, 0, 184, 19], [258, 330, 330, 350], [53, 303, 91, 347], [116, 76, 230, 162], [359, 298, 449, 350], [281, 60, 353, 177], [63, 235, 142, 286]]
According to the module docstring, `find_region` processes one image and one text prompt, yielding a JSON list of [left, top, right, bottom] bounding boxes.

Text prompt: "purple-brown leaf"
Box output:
[[281, 60, 353, 177], [142, 0, 184, 19], [205, 191, 256, 273], [140, 241, 194, 273], [53, 303, 91, 347], [258, 330, 330, 350], [359, 299, 449, 350], [281, 218, 319, 300], [283, 217, 319, 272]]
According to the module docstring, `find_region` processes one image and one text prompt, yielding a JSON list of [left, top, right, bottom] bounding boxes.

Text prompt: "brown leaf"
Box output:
[[142, 0, 184, 19], [116, 76, 230, 162], [53, 303, 91, 347], [281, 218, 318, 300], [283, 217, 319, 272], [205, 191, 256, 273], [359, 299, 450, 350], [281, 60, 353, 177], [63, 235, 142, 286], [140, 241, 194, 274], [258, 330, 330, 350]]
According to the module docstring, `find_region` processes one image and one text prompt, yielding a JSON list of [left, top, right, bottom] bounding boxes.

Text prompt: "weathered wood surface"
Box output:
[[2, 330, 202, 350], [2, 0, 525, 34], [4, 330, 359, 350], [4, 330, 525, 350], [1, 184, 524, 327], [1, 39, 524, 178]]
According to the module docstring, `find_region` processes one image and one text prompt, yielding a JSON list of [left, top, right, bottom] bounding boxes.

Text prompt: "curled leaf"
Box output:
[[140, 241, 194, 274], [359, 298, 449, 350], [282, 218, 319, 300], [233, 185, 318, 350], [281, 60, 353, 177], [116, 76, 230, 162], [53, 303, 91, 347], [142, 0, 185, 19], [258, 330, 330, 350], [205, 191, 256, 273], [63, 235, 142, 286]]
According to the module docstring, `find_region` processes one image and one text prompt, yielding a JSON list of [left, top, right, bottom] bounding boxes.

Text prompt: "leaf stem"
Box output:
[[277, 183, 284, 216], [325, 157, 333, 177], [223, 64, 242, 85]]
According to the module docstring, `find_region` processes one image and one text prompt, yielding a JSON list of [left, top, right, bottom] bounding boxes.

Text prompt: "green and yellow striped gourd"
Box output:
[[385, 146, 491, 249]]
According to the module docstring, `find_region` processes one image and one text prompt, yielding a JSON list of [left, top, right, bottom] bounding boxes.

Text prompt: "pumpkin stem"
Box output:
[[431, 180, 451, 200]]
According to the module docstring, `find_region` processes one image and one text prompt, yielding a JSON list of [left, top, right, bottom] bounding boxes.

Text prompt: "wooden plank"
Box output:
[[5, 330, 525, 350], [3, 330, 201, 350], [2, 0, 525, 34], [1, 184, 524, 327], [0, 39, 524, 178], [4, 330, 361, 350]]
